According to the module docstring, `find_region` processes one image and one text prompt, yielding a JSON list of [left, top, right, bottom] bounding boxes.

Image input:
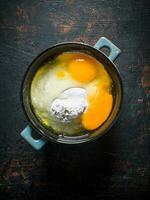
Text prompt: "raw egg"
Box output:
[[30, 51, 113, 135]]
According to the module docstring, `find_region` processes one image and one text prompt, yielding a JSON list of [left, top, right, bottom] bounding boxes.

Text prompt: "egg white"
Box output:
[[30, 62, 89, 135]]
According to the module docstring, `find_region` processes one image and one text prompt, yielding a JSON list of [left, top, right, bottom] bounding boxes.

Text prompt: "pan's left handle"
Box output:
[[20, 126, 47, 150], [94, 37, 121, 62]]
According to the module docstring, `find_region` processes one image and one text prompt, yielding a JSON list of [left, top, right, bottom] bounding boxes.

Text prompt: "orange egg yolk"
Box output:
[[68, 57, 98, 83], [82, 87, 113, 130]]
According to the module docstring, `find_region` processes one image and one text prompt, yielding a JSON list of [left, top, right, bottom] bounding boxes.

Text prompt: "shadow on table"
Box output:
[[42, 126, 117, 198]]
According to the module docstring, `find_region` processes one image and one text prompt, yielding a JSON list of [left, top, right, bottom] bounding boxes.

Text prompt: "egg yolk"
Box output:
[[56, 71, 65, 79], [82, 87, 113, 130], [68, 57, 99, 83]]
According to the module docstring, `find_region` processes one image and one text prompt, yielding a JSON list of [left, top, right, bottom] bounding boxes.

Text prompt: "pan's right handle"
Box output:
[[94, 37, 121, 62]]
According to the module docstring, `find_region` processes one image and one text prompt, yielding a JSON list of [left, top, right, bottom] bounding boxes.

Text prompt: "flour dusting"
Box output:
[[50, 88, 87, 123]]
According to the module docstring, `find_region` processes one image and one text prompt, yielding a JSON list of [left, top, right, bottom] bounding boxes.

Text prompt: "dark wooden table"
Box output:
[[0, 0, 150, 199]]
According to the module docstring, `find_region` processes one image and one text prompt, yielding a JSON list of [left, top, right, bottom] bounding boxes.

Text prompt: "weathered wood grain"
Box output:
[[0, 0, 149, 199]]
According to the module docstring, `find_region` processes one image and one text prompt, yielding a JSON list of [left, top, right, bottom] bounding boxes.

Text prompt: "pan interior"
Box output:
[[22, 43, 122, 144]]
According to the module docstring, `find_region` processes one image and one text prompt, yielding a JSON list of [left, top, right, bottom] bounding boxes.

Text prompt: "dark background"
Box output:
[[0, 0, 150, 199]]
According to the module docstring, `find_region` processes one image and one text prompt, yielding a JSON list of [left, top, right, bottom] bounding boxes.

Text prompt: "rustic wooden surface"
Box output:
[[0, 0, 150, 199]]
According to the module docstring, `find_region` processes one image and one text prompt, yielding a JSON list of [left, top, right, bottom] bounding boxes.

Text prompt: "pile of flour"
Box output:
[[49, 88, 87, 123]]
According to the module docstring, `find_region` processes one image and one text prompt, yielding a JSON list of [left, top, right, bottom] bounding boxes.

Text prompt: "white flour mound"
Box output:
[[50, 88, 87, 123]]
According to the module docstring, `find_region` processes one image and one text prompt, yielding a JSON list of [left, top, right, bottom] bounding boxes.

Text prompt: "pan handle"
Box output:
[[20, 126, 47, 150], [94, 37, 121, 62]]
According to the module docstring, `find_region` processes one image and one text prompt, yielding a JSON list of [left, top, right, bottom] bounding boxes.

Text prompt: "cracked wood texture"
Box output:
[[0, 0, 150, 199]]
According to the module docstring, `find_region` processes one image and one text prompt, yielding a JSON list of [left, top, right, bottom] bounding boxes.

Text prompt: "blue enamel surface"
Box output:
[[20, 126, 47, 150], [94, 37, 121, 62]]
